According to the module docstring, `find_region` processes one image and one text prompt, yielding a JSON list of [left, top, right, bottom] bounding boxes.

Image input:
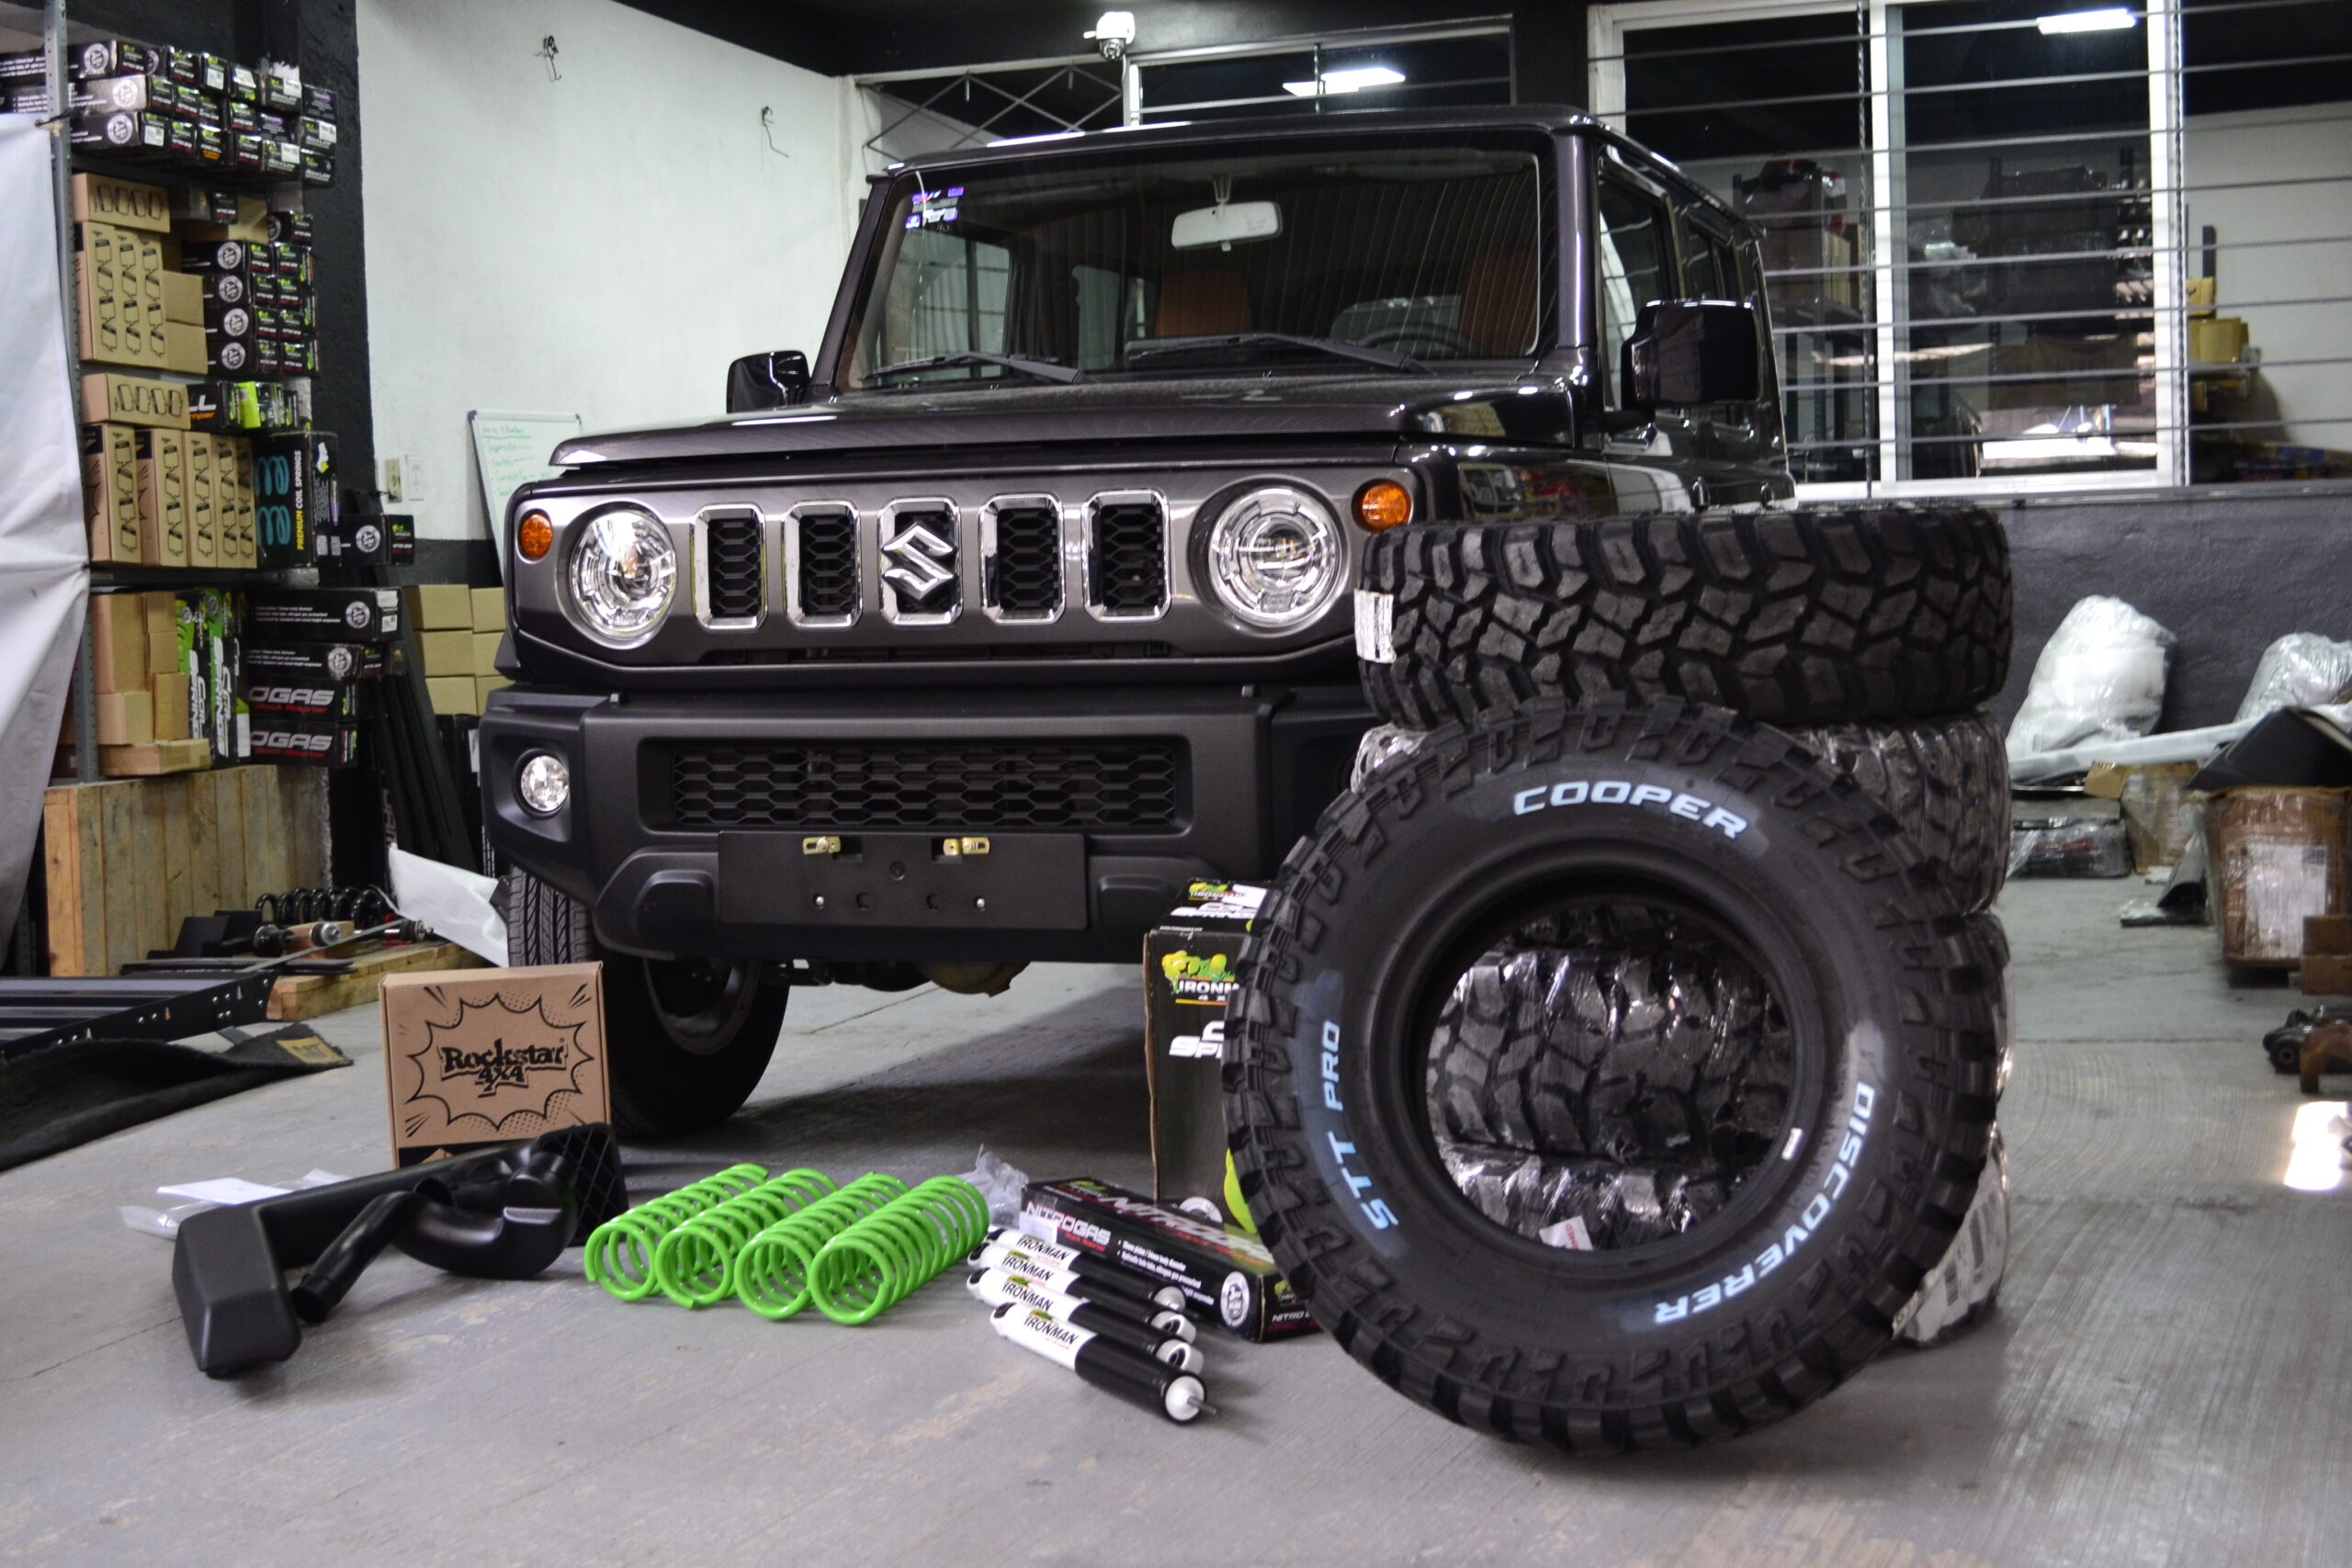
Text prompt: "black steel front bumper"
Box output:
[[480, 682, 1371, 964]]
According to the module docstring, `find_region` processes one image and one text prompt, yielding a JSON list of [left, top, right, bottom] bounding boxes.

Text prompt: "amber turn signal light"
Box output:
[[516, 510, 554, 560], [1352, 479, 1413, 532]]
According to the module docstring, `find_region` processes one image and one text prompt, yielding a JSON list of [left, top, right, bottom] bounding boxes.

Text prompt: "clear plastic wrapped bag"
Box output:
[[1350, 722, 1427, 791], [2234, 633, 2352, 723], [2007, 596, 2176, 761], [1425, 906, 1791, 1251]]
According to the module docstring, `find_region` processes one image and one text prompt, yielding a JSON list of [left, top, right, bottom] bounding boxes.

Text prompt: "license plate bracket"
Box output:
[[715, 831, 1087, 929]]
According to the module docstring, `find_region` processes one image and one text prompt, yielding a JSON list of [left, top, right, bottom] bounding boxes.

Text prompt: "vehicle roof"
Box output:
[[878, 105, 1736, 226]]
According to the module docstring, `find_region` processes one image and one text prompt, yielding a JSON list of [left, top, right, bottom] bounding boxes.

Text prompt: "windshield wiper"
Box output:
[[865, 351, 1083, 386], [1124, 333, 1429, 375]]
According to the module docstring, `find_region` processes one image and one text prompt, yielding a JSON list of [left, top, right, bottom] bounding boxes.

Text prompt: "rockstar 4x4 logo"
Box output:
[[403, 992, 594, 1134]]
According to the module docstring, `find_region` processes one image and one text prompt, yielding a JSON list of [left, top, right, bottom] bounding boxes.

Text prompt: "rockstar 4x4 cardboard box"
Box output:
[[379, 963, 610, 1166]]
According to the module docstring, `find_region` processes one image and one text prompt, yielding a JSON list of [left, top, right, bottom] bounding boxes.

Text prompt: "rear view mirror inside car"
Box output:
[[1171, 199, 1282, 251]]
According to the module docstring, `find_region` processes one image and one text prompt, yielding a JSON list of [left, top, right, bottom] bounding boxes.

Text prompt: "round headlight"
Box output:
[[517, 751, 570, 816], [567, 508, 676, 645], [1204, 485, 1345, 630]]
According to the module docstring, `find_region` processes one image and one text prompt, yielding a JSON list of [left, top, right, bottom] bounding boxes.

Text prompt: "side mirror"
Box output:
[[1623, 300, 1760, 410], [726, 349, 810, 412]]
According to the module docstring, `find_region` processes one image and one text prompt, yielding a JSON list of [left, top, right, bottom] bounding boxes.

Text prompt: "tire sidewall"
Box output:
[[1234, 705, 1989, 1397]]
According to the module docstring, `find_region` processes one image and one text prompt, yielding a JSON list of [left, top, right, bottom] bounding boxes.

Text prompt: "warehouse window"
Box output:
[[1591, 0, 2352, 495]]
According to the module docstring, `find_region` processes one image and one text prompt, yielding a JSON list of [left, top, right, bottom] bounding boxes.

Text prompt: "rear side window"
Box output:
[[1596, 175, 1673, 406]]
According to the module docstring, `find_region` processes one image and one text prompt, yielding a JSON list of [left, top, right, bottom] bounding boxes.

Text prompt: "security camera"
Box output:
[[1085, 10, 1136, 61]]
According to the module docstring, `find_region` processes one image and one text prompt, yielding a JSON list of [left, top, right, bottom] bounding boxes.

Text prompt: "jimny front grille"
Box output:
[[668, 739, 1183, 830]]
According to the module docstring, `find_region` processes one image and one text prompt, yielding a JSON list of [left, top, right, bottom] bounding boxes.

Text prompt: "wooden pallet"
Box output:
[[267, 940, 486, 1021], [41, 765, 328, 976]]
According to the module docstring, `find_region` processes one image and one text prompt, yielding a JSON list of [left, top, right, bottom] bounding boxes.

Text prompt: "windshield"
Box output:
[[842, 135, 1552, 389]]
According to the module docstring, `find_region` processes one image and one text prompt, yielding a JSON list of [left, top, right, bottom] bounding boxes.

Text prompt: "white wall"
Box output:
[[2185, 106, 2352, 452], [357, 0, 858, 542]]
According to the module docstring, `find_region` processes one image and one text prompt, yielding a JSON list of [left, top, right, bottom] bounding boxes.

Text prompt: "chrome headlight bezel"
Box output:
[[563, 505, 677, 648], [1200, 482, 1346, 631]]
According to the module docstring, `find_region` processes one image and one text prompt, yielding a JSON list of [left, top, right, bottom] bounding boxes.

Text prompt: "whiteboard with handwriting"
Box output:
[[469, 410, 582, 579]]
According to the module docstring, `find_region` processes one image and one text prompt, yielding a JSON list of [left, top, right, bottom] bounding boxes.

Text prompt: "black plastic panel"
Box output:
[[668, 739, 1183, 830], [706, 513, 763, 620]]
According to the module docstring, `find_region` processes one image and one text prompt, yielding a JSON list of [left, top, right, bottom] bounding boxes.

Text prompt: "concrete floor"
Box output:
[[3, 879, 2347, 1566]]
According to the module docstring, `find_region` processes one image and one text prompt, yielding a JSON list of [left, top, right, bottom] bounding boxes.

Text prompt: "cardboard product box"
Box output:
[[380, 964, 610, 1168], [249, 717, 359, 766], [247, 587, 399, 645], [150, 671, 193, 741], [196, 267, 248, 307], [247, 674, 363, 719], [254, 431, 334, 567], [86, 592, 147, 693], [419, 628, 475, 677], [160, 269, 202, 323], [0, 49, 45, 83], [185, 434, 219, 569], [229, 131, 264, 172], [96, 689, 153, 747], [1019, 1178, 1316, 1341], [227, 62, 258, 106], [179, 237, 252, 276], [2208, 787, 2348, 966], [141, 592, 183, 672], [469, 585, 508, 631], [80, 423, 144, 563], [176, 192, 268, 243], [300, 147, 333, 187], [470, 630, 505, 677], [311, 510, 406, 567], [243, 640, 384, 685], [100, 738, 209, 777], [73, 39, 162, 79], [162, 321, 205, 375], [207, 332, 254, 377], [2192, 316, 2250, 365], [267, 209, 312, 244], [428, 675, 481, 717], [190, 588, 241, 761], [1143, 881, 1264, 1226], [82, 372, 187, 429], [134, 426, 188, 568], [475, 674, 513, 710], [72, 171, 170, 233]]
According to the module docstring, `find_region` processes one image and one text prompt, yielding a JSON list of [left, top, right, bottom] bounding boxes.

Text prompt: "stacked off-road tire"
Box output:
[[1225, 503, 2017, 1451]]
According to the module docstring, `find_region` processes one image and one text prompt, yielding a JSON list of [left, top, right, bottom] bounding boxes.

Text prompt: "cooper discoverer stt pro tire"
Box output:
[[1359, 505, 2011, 729], [1224, 698, 2000, 1450], [1782, 711, 2011, 915]]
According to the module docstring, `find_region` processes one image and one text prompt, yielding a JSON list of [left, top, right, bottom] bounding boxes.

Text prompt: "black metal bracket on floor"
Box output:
[[0, 970, 279, 1064]]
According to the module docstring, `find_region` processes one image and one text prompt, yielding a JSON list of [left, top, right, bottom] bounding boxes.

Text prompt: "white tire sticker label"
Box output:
[[1353, 590, 1395, 664]]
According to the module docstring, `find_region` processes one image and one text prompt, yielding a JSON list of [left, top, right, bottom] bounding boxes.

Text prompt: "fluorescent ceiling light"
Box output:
[[1282, 65, 1406, 97], [986, 130, 1085, 148], [2037, 7, 2137, 34]]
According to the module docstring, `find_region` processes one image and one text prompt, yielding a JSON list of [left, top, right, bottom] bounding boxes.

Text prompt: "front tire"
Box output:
[[508, 869, 788, 1137]]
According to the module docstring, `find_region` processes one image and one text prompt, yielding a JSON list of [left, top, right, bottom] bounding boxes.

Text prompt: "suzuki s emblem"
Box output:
[[879, 514, 960, 622]]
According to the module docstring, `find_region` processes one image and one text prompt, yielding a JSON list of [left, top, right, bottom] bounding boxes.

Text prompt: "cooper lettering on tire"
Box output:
[[1224, 698, 1998, 1450], [1360, 505, 2011, 728]]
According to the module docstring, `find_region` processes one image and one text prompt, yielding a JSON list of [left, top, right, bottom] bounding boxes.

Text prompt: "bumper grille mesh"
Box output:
[[705, 513, 763, 620], [670, 740, 1182, 830]]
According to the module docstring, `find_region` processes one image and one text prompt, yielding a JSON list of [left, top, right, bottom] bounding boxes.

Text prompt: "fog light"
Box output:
[[517, 751, 570, 816]]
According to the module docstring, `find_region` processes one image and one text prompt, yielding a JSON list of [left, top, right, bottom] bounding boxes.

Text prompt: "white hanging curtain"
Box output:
[[0, 114, 89, 953]]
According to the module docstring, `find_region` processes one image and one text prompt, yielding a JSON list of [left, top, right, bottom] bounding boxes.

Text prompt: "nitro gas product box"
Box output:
[[1144, 881, 1264, 1228], [250, 717, 359, 765], [246, 587, 400, 643], [1020, 1178, 1316, 1342], [244, 673, 364, 718], [243, 640, 384, 685]]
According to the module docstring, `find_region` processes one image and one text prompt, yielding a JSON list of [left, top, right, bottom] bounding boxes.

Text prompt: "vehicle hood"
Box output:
[[549, 374, 1577, 468]]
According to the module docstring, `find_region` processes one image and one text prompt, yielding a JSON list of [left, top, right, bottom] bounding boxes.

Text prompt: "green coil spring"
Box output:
[[733, 1172, 910, 1320], [809, 1176, 991, 1325], [582, 1163, 769, 1303], [650, 1168, 840, 1307]]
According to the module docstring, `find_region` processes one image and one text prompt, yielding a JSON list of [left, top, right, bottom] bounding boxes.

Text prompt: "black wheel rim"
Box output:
[[641, 958, 762, 1055]]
